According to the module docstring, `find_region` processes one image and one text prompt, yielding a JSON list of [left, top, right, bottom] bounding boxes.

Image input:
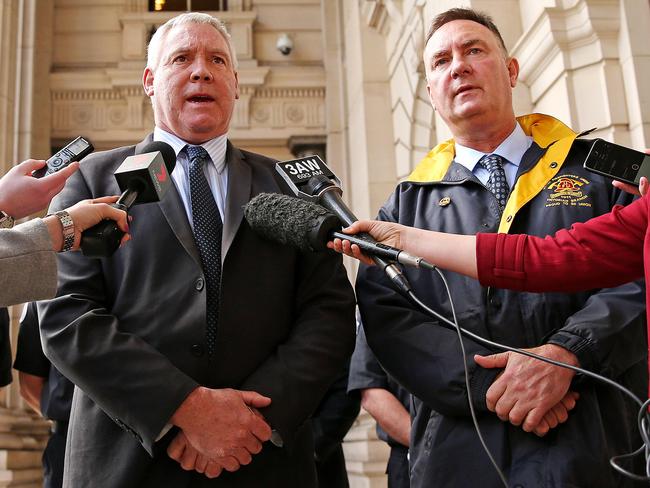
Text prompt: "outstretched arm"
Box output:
[[328, 220, 478, 278]]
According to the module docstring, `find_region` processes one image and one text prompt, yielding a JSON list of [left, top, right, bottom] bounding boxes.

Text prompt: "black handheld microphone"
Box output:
[[275, 155, 414, 295], [244, 193, 434, 270], [80, 141, 176, 258]]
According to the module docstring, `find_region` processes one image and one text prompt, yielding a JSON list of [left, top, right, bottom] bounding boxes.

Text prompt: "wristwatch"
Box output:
[[0, 210, 14, 229], [55, 210, 75, 252]]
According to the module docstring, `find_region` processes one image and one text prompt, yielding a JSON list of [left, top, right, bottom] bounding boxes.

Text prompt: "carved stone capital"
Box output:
[[512, 0, 620, 101]]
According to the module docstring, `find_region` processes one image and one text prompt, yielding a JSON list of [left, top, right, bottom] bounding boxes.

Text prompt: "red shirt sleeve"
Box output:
[[477, 196, 649, 292]]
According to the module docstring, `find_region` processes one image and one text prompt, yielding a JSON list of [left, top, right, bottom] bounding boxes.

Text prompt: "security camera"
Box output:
[[276, 33, 293, 56]]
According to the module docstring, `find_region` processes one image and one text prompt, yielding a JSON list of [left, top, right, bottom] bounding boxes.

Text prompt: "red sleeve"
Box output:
[[477, 196, 649, 292]]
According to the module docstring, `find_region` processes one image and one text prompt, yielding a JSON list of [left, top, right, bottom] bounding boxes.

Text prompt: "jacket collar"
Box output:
[[141, 136, 250, 265], [406, 113, 577, 183], [404, 113, 579, 233]]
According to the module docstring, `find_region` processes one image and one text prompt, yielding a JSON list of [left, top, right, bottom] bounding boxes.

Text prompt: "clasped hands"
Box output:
[[168, 387, 273, 478], [474, 344, 580, 436]]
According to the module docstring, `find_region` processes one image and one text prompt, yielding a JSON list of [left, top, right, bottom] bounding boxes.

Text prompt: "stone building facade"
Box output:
[[0, 0, 648, 486]]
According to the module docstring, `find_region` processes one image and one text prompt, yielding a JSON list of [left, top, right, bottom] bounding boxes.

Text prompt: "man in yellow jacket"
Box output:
[[356, 7, 647, 487]]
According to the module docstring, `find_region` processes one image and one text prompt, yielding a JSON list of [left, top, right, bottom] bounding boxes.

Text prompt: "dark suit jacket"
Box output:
[[38, 136, 356, 488]]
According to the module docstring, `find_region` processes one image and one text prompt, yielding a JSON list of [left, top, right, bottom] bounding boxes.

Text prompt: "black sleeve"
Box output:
[[311, 361, 360, 463], [14, 302, 50, 378], [545, 187, 647, 380], [348, 321, 391, 393], [0, 308, 12, 386]]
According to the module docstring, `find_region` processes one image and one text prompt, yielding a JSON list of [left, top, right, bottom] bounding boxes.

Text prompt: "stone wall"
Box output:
[[1, 1, 650, 486]]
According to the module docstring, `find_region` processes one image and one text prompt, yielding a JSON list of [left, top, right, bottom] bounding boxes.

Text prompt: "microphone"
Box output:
[[275, 155, 414, 295], [243, 192, 339, 252], [80, 141, 177, 258], [244, 193, 434, 270]]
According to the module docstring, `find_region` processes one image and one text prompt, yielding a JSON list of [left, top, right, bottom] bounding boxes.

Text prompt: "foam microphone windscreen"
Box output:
[[244, 192, 341, 252]]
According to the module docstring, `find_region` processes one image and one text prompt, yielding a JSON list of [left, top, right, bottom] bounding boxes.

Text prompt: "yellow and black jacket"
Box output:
[[357, 114, 647, 487]]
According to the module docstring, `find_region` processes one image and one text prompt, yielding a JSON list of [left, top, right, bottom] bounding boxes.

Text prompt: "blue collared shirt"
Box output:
[[154, 127, 229, 227], [454, 122, 533, 188]]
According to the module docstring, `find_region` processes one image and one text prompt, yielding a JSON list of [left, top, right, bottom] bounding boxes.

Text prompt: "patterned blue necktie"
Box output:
[[478, 154, 510, 209], [186, 145, 222, 357]]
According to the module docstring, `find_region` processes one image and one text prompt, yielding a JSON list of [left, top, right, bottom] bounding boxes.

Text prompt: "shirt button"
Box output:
[[195, 278, 204, 291], [506, 215, 513, 223], [190, 344, 205, 357]]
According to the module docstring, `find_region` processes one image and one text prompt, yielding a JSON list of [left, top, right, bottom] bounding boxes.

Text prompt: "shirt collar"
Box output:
[[153, 127, 228, 174], [454, 122, 532, 172]]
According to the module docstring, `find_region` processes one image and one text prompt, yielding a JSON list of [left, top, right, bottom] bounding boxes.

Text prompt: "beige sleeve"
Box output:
[[0, 219, 57, 307]]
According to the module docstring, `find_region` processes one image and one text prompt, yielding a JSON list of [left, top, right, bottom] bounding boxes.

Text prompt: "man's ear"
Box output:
[[425, 81, 436, 111], [234, 71, 240, 100], [507, 57, 519, 88], [143, 67, 155, 97]]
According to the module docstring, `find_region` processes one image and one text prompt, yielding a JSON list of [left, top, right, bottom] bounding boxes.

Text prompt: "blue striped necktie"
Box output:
[[186, 145, 222, 357]]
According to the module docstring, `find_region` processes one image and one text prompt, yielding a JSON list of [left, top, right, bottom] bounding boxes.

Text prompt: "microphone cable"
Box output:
[[402, 265, 650, 486]]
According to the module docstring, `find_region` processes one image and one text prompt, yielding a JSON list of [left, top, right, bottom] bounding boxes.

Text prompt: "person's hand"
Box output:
[[327, 220, 410, 265], [43, 196, 130, 252], [473, 344, 579, 434], [65, 196, 130, 249], [170, 387, 272, 464], [0, 159, 79, 219], [612, 149, 650, 196], [612, 176, 649, 197], [167, 431, 237, 478], [531, 391, 580, 436]]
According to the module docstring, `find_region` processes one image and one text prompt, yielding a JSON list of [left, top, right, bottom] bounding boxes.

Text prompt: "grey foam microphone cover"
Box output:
[[244, 193, 341, 252]]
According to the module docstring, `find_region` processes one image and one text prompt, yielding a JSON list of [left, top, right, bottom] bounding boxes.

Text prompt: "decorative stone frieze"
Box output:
[[50, 79, 324, 147]]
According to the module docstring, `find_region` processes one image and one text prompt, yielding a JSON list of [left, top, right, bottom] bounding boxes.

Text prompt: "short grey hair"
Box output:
[[147, 12, 238, 71]]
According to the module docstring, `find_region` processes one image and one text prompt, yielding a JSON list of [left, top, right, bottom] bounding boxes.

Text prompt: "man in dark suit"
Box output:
[[38, 12, 355, 488]]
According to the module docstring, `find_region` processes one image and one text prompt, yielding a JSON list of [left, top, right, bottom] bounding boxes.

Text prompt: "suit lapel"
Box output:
[[223, 143, 251, 260], [146, 136, 248, 264], [159, 180, 201, 265], [140, 136, 201, 265]]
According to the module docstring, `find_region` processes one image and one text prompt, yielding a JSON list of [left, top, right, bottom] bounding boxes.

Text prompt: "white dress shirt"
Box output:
[[454, 122, 533, 188], [154, 127, 229, 225]]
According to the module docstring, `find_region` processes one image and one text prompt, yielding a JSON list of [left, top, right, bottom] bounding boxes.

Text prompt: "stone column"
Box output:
[[0, 1, 54, 486], [0, 0, 19, 170], [339, 0, 398, 220], [343, 411, 389, 488]]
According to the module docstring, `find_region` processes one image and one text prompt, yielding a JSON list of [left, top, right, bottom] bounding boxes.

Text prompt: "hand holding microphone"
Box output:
[[328, 219, 414, 266], [243, 192, 434, 270], [80, 141, 176, 258], [43, 196, 130, 252], [271, 155, 427, 294]]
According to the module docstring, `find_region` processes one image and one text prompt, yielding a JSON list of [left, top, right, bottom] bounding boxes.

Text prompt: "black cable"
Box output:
[[432, 267, 509, 487], [407, 266, 650, 484]]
